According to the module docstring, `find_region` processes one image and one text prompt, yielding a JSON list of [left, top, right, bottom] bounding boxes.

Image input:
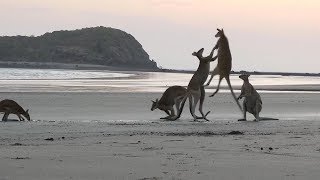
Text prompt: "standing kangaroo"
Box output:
[[238, 74, 278, 121], [171, 48, 217, 121], [0, 99, 30, 121], [205, 28, 242, 112], [151, 86, 187, 119]]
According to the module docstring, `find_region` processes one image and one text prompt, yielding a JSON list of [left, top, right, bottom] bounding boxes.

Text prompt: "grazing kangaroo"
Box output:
[[151, 86, 187, 119], [0, 99, 30, 121], [205, 28, 242, 112], [171, 48, 217, 121], [237, 74, 278, 121]]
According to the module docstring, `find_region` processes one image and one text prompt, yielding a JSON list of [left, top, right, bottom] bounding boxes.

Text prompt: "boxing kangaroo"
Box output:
[[0, 99, 31, 121], [205, 28, 242, 112], [151, 86, 187, 119], [171, 48, 217, 121], [238, 74, 278, 121]]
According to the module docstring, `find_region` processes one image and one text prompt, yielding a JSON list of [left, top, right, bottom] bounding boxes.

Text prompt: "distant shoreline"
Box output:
[[0, 61, 320, 77], [158, 68, 320, 77], [0, 61, 156, 72]]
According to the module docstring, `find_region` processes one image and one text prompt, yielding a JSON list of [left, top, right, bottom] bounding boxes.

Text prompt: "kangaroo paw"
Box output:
[[160, 115, 174, 120], [238, 119, 247, 121], [195, 111, 211, 121], [167, 115, 179, 121]]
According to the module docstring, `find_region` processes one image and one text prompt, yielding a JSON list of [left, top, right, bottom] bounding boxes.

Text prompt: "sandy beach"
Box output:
[[2, 0, 320, 179], [0, 92, 320, 180]]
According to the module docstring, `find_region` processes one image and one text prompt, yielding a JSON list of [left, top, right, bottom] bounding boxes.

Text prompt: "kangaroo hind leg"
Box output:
[[205, 67, 219, 86], [254, 100, 262, 121], [198, 86, 210, 121], [209, 75, 223, 97], [238, 101, 247, 121], [190, 91, 201, 121], [160, 110, 171, 119], [170, 94, 188, 120], [174, 96, 184, 114]]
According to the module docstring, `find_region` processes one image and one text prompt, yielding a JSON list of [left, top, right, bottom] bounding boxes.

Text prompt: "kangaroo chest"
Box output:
[[188, 64, 210, 89], [217, 38, 232, 74], [217, 48, 232, 69]]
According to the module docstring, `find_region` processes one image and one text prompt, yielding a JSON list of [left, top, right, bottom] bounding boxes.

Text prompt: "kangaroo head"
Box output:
[[215, 28, 224, 38], [22, 109, 31, 121], [239, 74, 250, 81], [192, 48, 215, 63], [151, 99, 159, 111], [192, 48, 204, 59]]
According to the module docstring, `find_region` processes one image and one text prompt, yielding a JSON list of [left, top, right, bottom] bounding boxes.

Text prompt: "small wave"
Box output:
[[0, 68, 134, 80]]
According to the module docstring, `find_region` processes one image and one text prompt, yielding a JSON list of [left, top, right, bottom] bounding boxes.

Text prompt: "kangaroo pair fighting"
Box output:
[[171, 48, 217, 121], [0, 99, 30, 121], [152, 29, 245, 121], [152, 48, 217, 121]]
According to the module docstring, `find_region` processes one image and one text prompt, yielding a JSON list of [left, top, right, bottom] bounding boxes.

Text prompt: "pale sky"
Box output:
[[0, 0, 320, 72]]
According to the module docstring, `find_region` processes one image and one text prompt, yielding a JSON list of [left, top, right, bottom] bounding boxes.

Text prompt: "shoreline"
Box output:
[[1, 61, 320, 77]]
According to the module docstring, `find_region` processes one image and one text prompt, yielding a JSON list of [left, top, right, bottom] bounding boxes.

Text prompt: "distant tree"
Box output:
[[95, 40, 103, 53]]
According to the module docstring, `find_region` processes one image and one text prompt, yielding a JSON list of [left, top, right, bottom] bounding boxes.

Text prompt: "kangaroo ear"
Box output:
[[26, 109, 29, 113], [151, 100, 155, 103], [192, 48, 204, 56], [217, 28, 221, 32], [221, 28, 224, 32], [156, 98, 159, 102], [197, 48, 204, 55]]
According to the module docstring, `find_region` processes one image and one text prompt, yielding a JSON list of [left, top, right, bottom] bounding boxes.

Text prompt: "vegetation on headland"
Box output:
[[0, 26, 158, 70]]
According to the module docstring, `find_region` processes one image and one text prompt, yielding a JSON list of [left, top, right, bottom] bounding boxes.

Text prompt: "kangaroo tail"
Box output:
[[226, 76, 243, 112], [259, 117, 279, 121]]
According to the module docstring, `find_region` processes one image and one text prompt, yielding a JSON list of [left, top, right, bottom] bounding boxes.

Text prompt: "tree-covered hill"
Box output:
[[0, 26, 158, 70]]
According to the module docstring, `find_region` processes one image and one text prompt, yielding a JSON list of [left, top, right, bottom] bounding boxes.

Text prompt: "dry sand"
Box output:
[[0, 92, 320, 180]]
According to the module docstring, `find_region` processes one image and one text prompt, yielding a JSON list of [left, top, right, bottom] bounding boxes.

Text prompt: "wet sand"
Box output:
[[0, 92, 320, 179]]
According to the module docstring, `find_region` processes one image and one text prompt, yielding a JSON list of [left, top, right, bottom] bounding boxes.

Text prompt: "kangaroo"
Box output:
[[151, 86, 187, 119], [170, 48, 217, 121], [0, 99, 30, 121], [205, 28, 242, 112], [237, 74, 278, 121]]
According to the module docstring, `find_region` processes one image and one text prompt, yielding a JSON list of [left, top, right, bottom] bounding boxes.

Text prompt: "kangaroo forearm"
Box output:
[[211, 55, 218, 62], [205, 74, 214, 86], [213, 41, 219, 51]]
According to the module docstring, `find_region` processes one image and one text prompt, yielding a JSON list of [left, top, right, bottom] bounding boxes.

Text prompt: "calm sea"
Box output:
[[0, 68, 319, 93]]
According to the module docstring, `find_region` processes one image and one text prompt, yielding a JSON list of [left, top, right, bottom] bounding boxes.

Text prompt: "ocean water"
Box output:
[[0, 68, 320, 93], [0, 68, 320, 122]]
